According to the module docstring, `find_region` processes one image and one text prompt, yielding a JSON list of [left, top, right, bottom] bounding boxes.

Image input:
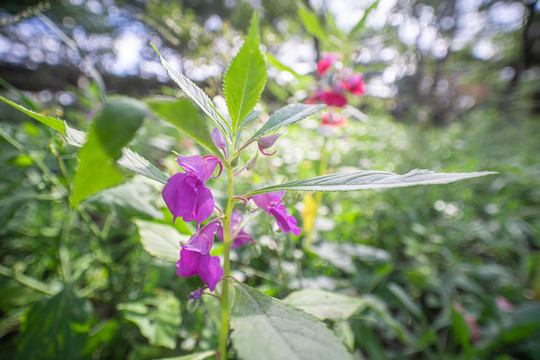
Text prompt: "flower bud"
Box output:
[[230, 155, 240, 168], [257, 133, 280, 156], [246, 153, 258, 170], [211, 127, 226, 150]]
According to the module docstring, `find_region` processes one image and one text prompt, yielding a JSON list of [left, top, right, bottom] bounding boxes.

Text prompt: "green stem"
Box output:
[[218, 166, 234, 359]]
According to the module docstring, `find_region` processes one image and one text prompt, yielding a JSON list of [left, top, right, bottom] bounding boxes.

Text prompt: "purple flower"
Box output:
[[211, 127, 227, 150], [218, 209, 255, 248], [249, 192, 301, 236], [257, 133, 280, 156], [187, 288, 204, 302], [177, 220, 223, 291], [163, 155, 222, 226]]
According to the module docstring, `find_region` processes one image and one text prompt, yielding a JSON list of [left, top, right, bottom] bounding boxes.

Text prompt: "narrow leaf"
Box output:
[[147, 98, 219, 154], [284, 289, 366, 320], [135, 220, 188, 263], [350, 0, 379, 36], [265, 53, 310, 80], [246, 169, 497, 196], [1, 95, 66, 134], [223, 12, 267, 132], [154, 351, 216, 360], [249, 103, 324, 141], [231, 282, 352, 360], [298, 4, 328, 42], [152, 44, 231, 139], [71, 97, 147, 206]]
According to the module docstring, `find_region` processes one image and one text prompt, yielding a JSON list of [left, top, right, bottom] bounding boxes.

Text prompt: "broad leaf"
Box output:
[[223, 12, 267, 132], [230, 282, 352, 360], [284, 289, 366, 320], [71, 97, 147, 206], [117, 290, 181, 349], [147, 98, 218, 154], [248, 103, 325, 141], [1, 95, 66, 133], [239, 109, 263, 129], [350, 0, 380, 36], [135, 220, 188, 263], [246, 169, 497, 196], [16, 285, 93, 360], [152, 44, 231, 140], [298, 4, 328, 42]]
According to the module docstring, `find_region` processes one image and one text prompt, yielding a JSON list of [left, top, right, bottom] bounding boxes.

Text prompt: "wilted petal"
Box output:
[[187, 288, 204, 302], [183, 220, 221, 255], [163, 173, 197, 222], [176, 248, 199, 277], [197, 253, 223, 291], [270, 204, 302, 236]]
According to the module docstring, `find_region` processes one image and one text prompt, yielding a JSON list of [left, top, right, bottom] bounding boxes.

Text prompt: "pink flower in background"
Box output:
[[321, 111, 348, 127], [322, 90, 348, 107], [342, 73, 365, 96], [176, 220, 223, 291], [162, 155, 222, 227], [218, 210, 255, 248], [495, 296, 514, 312], [317, 53, 340, 76], [249, 192, 301, 236]]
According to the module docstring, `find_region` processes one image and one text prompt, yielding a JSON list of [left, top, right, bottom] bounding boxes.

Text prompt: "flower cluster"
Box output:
[[161, 131, 301, 293], [306, 53, 365, 128]]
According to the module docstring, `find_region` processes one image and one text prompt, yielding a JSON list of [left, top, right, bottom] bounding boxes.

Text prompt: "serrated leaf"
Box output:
[[16, 285, 93, 360], [350, 0, 379, 36], [117, 290, 181, 349], [1, 95, 66, 133], [147, 98, 219, 154], [152, 45, 231, 140], [298, 4, 328, 42], [230, 282, 352, 360], [224, 12, 267, 132], [71, 97, 147, 206], [239, 109, 263, 129], [248, 103, 324, 141], [284, 289, 366, 320], [135, 220, 188, 263], [246, 169, 497, 196]]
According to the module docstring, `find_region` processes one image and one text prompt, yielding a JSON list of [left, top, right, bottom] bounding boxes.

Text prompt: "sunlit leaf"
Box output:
[[266, 53, 310, 80], [71, 97, 147, 206], [0, 95, 66, 134], [246, 169, 497, 196], [230, 282, 352, 360], [152, 44, 231, 140], [223, 12, 267, 132], [284, 289, 366, 320], [117, 289, 181, 349], [350, 0, 380, 36], [135, 220, 188, 263], [298, 4, 328, 42], [248, 103, 324, 141]]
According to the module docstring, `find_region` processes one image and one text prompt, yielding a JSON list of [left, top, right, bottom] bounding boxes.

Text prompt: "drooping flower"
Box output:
[[342, 73, 365, 96], [163, 155, 222, 226], [211, 127, 227, 151], [317, 53, 340, 76], [257, 133, 280, 156], [176, 220, 223, 291], [218, 209, 255, 248], [249, 191, 301, 236]]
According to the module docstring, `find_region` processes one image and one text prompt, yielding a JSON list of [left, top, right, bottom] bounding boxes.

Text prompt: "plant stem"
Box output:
[[218, 166, 234, 359]]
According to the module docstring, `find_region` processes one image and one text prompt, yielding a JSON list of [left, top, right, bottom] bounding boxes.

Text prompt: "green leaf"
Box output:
[[153, 351, 216, 360], [246, 169, 497, 196], [266, 53, 310, 80], [117, 289, 181, 349], [71, 97, 147, 206], [248, 103, 324, 141], [152, 44, 231, 140], [298, 4, 328, 42], [230, 282, 352, 360], [239, 109, 263, 129], [223, 12, 267, 132], [387, 282, 424, 320], [284, 289, 366, 320], [135, 220, 188, 263], [0, 95, 66, 134], [350, 0, 379, 36], [16, 285, 93, 360], [147, 98, 219, 153]]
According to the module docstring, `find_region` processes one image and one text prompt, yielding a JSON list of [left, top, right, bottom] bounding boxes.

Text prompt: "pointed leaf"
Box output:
[[135, 220, 188, 263], [1, 95, 66, 133], [230, 282, 352, 360], [245, 169, 497, 196], [71, 97, 147, 206], [266, 53, 310, 80], [350, 0, 379, 36], [298, 4, 328, 42], [152, 45, 231, 140], [147, 98, 219, 154], [284, 289, 366, 320], [239, 109, 263, 129], [223, 12, 267, 132], [248, 104, 324, 141]]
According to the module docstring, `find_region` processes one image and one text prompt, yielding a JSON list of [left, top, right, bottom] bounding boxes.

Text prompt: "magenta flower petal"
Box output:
[[197, 253, 223, 291], [270, 204, 302, 236], [250, 191, 284, 213], [183, 220, 221, 255], [193, 182, 215, 224], [322, 90, 347, 107], [176, 155, 220, 183], [176, 248, 199, 277], [217, 210, 255, 248], [163, 173, 198, 223]]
